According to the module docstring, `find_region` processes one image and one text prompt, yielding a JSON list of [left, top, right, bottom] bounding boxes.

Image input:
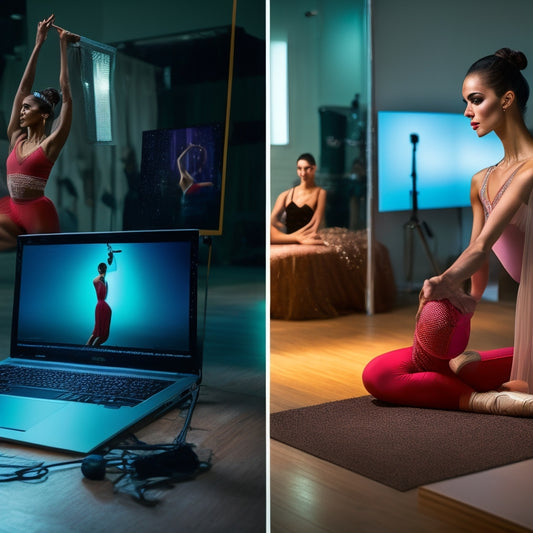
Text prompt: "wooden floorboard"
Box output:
[[270, 296, 517, 532]]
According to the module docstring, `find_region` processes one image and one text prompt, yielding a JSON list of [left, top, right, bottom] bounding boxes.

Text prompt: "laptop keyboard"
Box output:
[[0, 365, 173, 407]]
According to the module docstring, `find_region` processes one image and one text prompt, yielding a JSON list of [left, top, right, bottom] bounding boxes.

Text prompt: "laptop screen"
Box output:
[[10, 230, 200, 375]]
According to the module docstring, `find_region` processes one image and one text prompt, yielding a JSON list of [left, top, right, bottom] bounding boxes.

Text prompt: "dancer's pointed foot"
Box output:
[[449, 350, 481, 374], [468, 390, 533, 417]]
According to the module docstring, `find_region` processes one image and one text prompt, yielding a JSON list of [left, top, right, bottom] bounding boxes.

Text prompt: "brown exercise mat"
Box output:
[[270, 396, 533, 491]]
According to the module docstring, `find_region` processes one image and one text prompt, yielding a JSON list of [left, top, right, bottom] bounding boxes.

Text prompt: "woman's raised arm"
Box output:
[[7, 15, 55, 146], [42, 24, 79, 162]]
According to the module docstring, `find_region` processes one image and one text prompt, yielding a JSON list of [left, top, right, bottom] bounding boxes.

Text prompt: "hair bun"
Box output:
[[495, 48, 528, 71], [41, 87, 60, 108]]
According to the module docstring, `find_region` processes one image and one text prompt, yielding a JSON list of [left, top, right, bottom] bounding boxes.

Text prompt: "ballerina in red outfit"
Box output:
[[86, 263, 112, 346], [0, 15, 79, 250], [364, 48, 533, 417]]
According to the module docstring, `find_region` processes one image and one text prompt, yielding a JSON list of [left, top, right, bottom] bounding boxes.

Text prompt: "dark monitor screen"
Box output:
[[139, 123, 225, 234], [377, 111, 504, 212]]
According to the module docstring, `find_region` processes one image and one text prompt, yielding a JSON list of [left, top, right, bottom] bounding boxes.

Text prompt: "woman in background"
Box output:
[[363, 48, 533, 417], [270, 153, 327, 245], [0, 14, 79, 250]]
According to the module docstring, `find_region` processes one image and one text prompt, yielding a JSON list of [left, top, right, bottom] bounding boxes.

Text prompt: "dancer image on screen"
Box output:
[[270, 153, 327, 244], [177, 144, 214, 195], [0, 15, 79, 250], [363, 48, 533, 417], [177, 143, 219, 229], [87, 262, 112, 346]]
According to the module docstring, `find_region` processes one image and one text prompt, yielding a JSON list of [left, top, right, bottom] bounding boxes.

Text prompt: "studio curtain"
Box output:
[[51, 47, 158, 232]]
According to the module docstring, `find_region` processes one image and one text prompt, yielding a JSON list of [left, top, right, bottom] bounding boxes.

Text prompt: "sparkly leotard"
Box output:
[[0, 136, 59, 234], [362, 163, 530, 409], [285, 187, 317, 234]]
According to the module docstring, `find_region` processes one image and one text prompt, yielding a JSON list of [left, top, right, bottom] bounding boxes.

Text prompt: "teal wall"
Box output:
[[23, 0, 264, 118], [270, 0, 367, 206]]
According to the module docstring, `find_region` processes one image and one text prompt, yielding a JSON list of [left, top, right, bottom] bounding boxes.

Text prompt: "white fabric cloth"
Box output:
[[510, 187, 533, 384], [46, 48, 157, 232]]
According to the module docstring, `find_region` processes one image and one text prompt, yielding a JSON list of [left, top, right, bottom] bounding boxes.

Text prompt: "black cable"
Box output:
[[0, 459, 83, 482]]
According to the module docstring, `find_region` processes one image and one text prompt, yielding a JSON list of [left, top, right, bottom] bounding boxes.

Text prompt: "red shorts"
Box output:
[[0, 195, 60, 234]]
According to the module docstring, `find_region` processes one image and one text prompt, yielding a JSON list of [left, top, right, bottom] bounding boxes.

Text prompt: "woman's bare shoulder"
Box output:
[[513, 158, 533, 192], [519, 157, 533, 173], [471, 165, 491, 186]]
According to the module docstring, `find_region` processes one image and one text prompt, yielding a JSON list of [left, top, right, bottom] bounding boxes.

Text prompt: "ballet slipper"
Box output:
[[449, 350, 481, 374], [467, 390, 533, 417], [498, 380, 529, 393]]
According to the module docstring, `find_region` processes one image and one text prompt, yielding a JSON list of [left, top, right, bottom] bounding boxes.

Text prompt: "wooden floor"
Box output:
[[270, 294, 518, 533]]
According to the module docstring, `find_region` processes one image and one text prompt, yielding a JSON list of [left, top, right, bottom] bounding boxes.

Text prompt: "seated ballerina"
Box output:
[[270, 153, 326, 245], [364, 47, 533, 417], [362, 298, 533, 416]]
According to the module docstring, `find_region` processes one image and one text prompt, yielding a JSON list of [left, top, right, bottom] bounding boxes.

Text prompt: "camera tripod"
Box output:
[[403, 133, 440, 285]]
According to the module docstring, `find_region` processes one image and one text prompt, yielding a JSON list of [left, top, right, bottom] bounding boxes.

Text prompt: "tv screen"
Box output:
[[139, 123, 226, 235], [377, 111, 504, 212]]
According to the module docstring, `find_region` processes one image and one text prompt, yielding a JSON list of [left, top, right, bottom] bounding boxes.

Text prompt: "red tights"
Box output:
[[362, 300, 513, 410]]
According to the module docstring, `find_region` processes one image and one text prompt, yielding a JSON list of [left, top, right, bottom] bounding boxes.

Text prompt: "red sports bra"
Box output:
[[6, 137, 54, 200]]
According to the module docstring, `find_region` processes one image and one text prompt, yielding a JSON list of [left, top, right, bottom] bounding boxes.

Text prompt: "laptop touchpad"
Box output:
[[0, 396, 65, 432]]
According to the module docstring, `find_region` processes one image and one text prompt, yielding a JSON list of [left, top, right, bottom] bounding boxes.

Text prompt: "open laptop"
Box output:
[[0, 229, 202, 454]]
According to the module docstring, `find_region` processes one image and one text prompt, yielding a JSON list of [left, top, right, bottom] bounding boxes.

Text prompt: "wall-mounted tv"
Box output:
[[139, 123, 226, 235], [377, 111, 504, 212]]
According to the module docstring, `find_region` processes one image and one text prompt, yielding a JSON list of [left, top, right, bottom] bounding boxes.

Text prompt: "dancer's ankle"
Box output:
[[498, 380, 529, 393], [459, 393, 472, 411]]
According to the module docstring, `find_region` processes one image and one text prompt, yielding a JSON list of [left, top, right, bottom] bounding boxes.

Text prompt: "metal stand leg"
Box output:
[[404, 217, 440, 287], [404, 133, 440, 286]]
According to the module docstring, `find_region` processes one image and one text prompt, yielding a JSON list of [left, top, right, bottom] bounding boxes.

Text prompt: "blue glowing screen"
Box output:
[[16, 240, 192, 354], [377, 111, 504, 212]]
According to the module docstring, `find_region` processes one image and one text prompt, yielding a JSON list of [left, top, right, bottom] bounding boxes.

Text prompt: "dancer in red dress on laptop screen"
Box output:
[[86, 262, 112, 346]]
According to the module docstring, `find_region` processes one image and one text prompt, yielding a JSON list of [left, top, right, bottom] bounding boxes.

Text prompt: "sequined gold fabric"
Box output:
[[270, 228, 396, 320]]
